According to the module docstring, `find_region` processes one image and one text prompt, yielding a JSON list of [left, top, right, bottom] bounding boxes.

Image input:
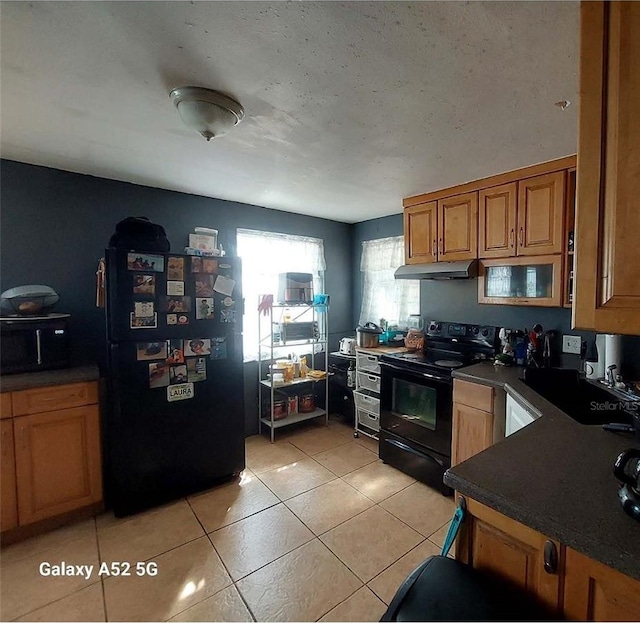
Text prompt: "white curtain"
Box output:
[[237, 229, 326, 361], [359, 235, 420, 327]]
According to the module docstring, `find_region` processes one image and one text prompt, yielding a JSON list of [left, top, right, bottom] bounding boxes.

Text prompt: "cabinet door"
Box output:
[[1, 419, 18, 531], [451, 403, 493, 466], [404, 202, 437, 264], [478, 183, 517, 258], [573, 2, 640, 334], [14, 405, 102, 525], [437, 192, 478, 261], [0, 393, 12, 419], [563, 547, 640, 621], [458, 498, 562, 614], [517, 172, 565, 256]]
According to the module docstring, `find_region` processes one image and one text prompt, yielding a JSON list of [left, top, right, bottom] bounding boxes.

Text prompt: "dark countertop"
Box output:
[[447, 362, 640, 581], [0, 365, 100, 393]]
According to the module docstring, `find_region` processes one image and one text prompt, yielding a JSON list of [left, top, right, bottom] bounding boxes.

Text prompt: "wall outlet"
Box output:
[[562, 335, 582, 355]]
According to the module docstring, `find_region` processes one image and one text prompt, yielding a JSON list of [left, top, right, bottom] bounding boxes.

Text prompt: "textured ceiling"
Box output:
[[0, 1, 579, 223]]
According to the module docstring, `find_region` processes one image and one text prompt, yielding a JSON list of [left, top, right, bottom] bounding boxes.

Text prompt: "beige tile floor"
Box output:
[[0, 418, 455, 622]]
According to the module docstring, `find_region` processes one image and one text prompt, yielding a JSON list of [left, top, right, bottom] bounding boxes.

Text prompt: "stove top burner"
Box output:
[[434, 360, 464, 369]]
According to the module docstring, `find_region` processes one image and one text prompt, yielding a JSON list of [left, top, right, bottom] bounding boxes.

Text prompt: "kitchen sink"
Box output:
[[522, 368, 638, 426]]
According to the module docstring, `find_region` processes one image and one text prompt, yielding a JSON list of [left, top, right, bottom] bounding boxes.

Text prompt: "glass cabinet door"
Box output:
[[479, 255, 562, 306]]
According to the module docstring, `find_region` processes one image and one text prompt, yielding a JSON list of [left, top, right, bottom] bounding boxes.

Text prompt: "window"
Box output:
[[359, 235, 419, 327], [237, 228, 326, 361]]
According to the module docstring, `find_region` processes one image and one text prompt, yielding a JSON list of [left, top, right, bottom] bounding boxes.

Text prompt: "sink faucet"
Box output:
[[606, 364, 617, 387]]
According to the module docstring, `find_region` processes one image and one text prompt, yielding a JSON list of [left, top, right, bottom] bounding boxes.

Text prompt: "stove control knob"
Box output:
[[481, 328, 489, 337], [471, 326, 479, 336]]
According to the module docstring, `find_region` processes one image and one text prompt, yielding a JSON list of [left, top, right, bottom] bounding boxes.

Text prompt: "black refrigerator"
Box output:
[[104, 248, 245, 516]]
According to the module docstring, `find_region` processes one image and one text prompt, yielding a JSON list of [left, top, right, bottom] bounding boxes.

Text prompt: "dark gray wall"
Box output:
[[352, 213, 640, 378], [0, 159, 353, 434]]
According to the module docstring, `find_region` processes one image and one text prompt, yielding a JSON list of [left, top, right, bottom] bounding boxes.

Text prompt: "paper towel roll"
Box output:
[[604, 334, 621, 375]]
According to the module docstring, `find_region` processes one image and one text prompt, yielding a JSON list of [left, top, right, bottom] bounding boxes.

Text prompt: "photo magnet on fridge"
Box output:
[[196, 298, 214, 320], [187, 357, 207, 382], [167, 281, 185, 296], [169, 364, 188, 384], [127, 253, 164, 272], [134, 301, 155, 318], [149, 362, 170, 388], [202, 259, 218, 274], [161, 296, 191, 313], [166, 339, 185, 364], [210, 337, 227, 360], [190, 257, 203, 273], [213, 275, 235, 296], [184, 338, 211, 356], [167, 257, 185, 280], [136, 342, 168, 361], [133, 274, 155, 295], [195, 274, 215, 297], [177, 314, 189, 325], [130, 312, 158, 329], [166, 314, 178, 325]]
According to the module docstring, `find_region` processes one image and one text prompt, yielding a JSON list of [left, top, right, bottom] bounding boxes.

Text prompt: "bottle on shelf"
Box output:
[[347, 361, 356, 389], [300, 356, 308, 378]]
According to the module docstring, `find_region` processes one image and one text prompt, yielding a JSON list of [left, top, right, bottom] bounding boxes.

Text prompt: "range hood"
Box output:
[[394, 259, 477, 280]]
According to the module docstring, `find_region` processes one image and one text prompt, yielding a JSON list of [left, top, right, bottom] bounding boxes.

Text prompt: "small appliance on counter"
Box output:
[[0, 285, 71, 374], [339, 337, 357, 356], [355, 322, 383, 348], [278, 273, 313, 304], [614, 449, 640, 522]]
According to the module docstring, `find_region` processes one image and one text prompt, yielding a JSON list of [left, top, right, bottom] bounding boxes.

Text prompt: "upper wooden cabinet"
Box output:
[[517, 172, 565, 256], [573, 1, 640, 334], [478, 183, 517, 258], [404, 202, 437, 264], [478, 174, 565, 259], [438, 192, 478, 261]]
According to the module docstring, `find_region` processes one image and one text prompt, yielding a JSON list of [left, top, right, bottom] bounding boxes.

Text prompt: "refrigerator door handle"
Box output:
[[36, 329, 42, 365]]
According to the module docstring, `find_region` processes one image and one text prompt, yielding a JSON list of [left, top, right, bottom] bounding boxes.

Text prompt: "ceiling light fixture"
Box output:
[[169, 86, 244, 141]]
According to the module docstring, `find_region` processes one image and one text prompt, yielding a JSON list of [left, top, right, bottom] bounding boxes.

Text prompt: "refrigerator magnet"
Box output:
[[195, 298, 214, 320], [210, 337, 227, 360], [127, 253, 164, 272], [166, 314, 178, 325], [202, 259, 218, 274], [161, 296, 191, 313], [167, 257, 185, 280], [134, 301, 155, 318], [190, 257, 203, 273], [184, 338, 211, 356], [130, 312, 158, 329], [167, 382, 194, 402], [149, 362, 170, 388], [187, 357, 207, 382], [195, 274, 215, 297], [136, 342, 168, 361], [221, 307, 236, 324], [213, 275, 235, 296], [169, 364, 188, 384], [177, 314, 189, 325], [167, 281, 185, 296], [166, 339, 185, 364], [133, 274, 155, 295]]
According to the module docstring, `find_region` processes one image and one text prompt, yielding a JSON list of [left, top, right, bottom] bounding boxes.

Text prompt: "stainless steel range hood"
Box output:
[[394, 259, 477, 280]]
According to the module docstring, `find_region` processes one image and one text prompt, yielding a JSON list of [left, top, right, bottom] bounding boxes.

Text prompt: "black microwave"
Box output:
[[0, 314, 71, 375]]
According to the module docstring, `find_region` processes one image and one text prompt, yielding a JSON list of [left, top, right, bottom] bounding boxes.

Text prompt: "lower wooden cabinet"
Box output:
[[1, 419, 18, 531], [1, 381, 102, 532], [563, 547, 640, 622], [13, 405, 102, 525], [457, 497, 640, 621]]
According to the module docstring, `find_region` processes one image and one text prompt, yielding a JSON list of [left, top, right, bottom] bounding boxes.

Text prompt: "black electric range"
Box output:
[[378, 321, 498, 495]]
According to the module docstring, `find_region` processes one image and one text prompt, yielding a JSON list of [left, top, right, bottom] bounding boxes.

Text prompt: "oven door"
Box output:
[[380, 360, 452, 457]]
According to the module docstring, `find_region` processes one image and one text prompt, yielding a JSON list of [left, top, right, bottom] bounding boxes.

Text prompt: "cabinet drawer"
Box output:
[[354, 390, 380, 417], [357, 408, 380, 432], [357, 353, 380, 374], [12, 382, 98, 416], [357, 371, 380, 394], [0, 393, 12, 419], [453, 379, 494, 412]]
